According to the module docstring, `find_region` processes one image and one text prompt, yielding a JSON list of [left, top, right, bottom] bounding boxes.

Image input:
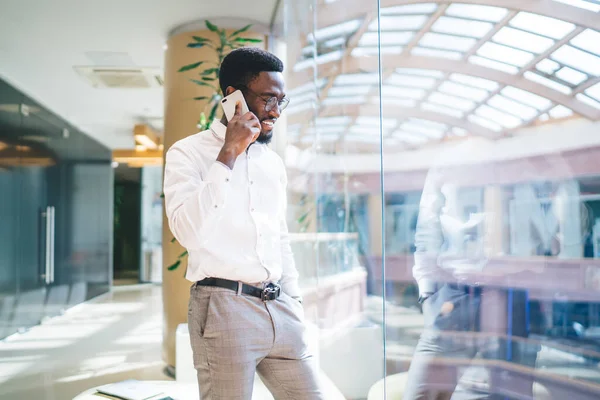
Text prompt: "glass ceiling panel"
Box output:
[[307, 126, 345, 135], [570, 29, 600, 56], [468, 114, 503, 132], [360, 31, 414, 46], [445, 3, 509, 23], [476, 105, 523, 128], [432, 16, 494, 38], [429, 92, 476, 111], [381, 3, 438, 15], [291, 92, 317, 105], [477, 42, 535, 67], [419, 32, 477, 52], [549, 105, 574, 118], [551, 45, 600, 75], [328, 85, 372, 96], [586, 83, 600, 102], [555, 67, 588, 85], [400, 122, 446, 138], [381, 85, 427, 99], [369, 15, 429, 31], [487, 95, 539, 120], [352, 46, 404, 56], [312, 20, 362, 42], [397, 68, 444, 78], [349, 126, 386, 136], [492, 27, 555, 54], [438, 81, 489, 101], [553, 0, 600, 12], [345, 134, 382, 144], [316, 117, 352, 126], [393, 131, 431, 144], [509, 12, 575, 40], [576, 93, 600, 110], [375, 97, 418, 107], [386, 74, 437, 89], [536, 59, 561, 74], [524, 71, 572, 94], [422, 102, 465, 118], [287, 102, 312, 115], [289, 79, 327, 96], [452, 127, 469, 136], [410, 118, 448, 130], [469, 55, 520, 74], [412, 47, 463, 60], [356, 116, 398, 128], [322, 96, 367, 106], [335, 73, 380, 86], [501, 86, 553, 110], [449, 74, 499, 91]]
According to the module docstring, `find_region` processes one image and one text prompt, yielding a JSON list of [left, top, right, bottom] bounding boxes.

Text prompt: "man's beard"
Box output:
[[256, 131, 273, 144]]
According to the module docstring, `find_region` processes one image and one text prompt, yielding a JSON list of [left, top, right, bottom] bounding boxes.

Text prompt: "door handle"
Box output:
[[49, 206, 55, 284], [43, 206, 56, 284]]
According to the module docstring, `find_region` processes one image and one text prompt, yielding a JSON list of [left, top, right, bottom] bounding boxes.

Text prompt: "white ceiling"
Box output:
[[0, 0, 279, 149]]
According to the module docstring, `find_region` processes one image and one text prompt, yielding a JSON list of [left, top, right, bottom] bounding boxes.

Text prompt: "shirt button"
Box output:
[[225, 178, 230, 182], [250, 181, 254, 185], [251, 208, 255, 212], [214, 205, 218, 208]]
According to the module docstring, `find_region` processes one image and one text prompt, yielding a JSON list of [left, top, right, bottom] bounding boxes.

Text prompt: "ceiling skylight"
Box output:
[[445, 3, 509, 22], [432, 16, 493, 38], [509, 12, 575, 40]]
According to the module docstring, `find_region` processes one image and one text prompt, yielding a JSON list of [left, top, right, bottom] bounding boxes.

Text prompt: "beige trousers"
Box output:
[[188, 284, 325, 400]]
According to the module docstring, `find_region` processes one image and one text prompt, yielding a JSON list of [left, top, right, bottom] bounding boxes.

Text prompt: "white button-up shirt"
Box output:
[[163, 121, 300, 298]]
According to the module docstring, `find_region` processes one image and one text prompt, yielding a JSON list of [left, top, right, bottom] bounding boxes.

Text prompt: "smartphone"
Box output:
[[221, 90, 249, 122]]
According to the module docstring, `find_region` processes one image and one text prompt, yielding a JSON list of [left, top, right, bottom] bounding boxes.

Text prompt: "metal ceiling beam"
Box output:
[[290, 54, 600, 120], [289, 104, 500, 138], [318, 0, 600, 32]]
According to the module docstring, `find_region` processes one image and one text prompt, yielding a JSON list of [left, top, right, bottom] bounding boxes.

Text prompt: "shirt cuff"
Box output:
[[417, 278, 437, 297]]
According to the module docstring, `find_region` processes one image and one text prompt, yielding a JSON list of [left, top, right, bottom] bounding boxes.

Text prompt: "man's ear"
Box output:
[[224, 86, 237, 96]]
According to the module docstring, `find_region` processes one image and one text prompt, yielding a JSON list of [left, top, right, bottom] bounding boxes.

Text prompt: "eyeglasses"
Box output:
[[239, 86, 290, 113]]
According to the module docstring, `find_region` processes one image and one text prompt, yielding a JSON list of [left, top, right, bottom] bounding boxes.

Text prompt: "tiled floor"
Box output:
[[0, 285, 168, 400]]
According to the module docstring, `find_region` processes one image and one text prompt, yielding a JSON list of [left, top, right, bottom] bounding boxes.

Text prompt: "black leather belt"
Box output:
[[196, 278, 281, 302]]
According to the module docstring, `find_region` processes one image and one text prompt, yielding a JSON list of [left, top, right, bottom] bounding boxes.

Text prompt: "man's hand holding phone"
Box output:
[[217, 101, 260, 169]]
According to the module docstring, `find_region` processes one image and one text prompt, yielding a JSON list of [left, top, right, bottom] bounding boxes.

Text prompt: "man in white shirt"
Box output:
[[163, 48, 324, 400]]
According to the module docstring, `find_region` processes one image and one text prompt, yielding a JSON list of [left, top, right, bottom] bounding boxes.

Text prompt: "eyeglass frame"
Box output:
[[237, 85, 290, 113]]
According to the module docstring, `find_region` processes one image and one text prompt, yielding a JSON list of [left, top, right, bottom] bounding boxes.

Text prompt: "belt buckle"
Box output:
[[261, 282, 280, 302]]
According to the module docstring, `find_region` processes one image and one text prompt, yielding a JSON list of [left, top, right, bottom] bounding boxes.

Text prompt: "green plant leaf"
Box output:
[[208, 101, 219, 123], [298, 210, 312, 224], [179, 250, 188, 258], [229, 24, 252, 38], [187, 43, 205, 49], [193, 96, 210, 101], [205, 20, 219, 32], [190, 79, 216, 89], [200, 67, 219, 76], [202, 77, 216, 81], [167, 260, 181, 271], [170, 237, 177, 243], [234, 37, 262, 43], [192, 36, 209, 43], [178, 61, 203, 72]]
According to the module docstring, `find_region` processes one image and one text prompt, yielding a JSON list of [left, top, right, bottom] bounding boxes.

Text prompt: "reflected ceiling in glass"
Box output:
[[289, 0, 600, 150]]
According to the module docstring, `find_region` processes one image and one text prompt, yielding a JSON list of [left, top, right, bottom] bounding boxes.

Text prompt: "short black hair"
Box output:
[[219, 47, 284, 94]]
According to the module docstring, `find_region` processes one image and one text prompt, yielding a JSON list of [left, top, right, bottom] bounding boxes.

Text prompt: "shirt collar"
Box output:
[[209, 120, 226, 141]]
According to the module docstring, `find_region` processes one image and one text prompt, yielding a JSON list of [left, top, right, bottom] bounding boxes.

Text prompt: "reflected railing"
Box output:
[[290, 232, 362, 289]]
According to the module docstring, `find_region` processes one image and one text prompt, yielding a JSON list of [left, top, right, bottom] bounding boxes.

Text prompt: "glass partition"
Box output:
[[283, 0, 600, 399]]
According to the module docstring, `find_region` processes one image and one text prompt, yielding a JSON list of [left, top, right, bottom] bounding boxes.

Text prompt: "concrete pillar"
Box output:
[[162, 20, 268, 367]]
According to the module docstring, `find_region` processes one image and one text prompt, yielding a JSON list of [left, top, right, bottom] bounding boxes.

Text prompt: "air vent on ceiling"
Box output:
[[74, 66, 163, 89]]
